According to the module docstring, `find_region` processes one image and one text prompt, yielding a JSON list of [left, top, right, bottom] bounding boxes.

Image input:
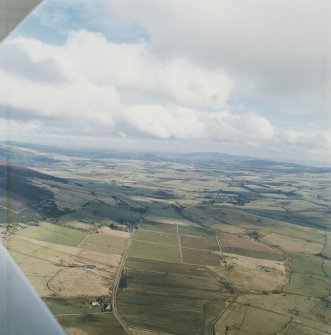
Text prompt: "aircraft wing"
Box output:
[[1, 1, 65, 333], [0, 242, 65, 334], [0, 0, 43, 41]]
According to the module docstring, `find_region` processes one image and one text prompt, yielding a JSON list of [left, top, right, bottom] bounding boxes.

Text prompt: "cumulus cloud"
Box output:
[[2, 1, 330, 164], [124, 105, 274, 143], [0, 30, 268, 144], [107, 0, 331, 114], [284, 129, 331, 150]]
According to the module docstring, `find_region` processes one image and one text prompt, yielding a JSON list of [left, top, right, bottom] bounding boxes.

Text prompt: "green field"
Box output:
[[79, 233, 128, 254], [134, 229, 178, 246], [215, 302, 291, 335], [322, 234, 331, 259], [178, 225, 216, 238], [180, 235, 219, 251], [283, 252, 331, 298], [182, 248, 221, 266], [45, 297, 95, 315], [139, 220, 178, 234], [289, 253, 324, 276], [58, 313, 127, 335], [16, 223, 86, 246], [284, 273, 330, 298], [129, 240, 180, 263], [127, 257, 210, 276], [222, 247, 284, 261], [118, 258, 234, 335], [147, 207, 184, 220]]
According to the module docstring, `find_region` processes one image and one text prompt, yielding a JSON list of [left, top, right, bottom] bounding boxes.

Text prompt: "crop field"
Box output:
[[283, 252, 330, 299], [118, 258, 234, 335], [222, 247, 284, 261], [15, 222, 87, 246], [322, 233, 331, 259], [134, 229, 178, 246], [182, 248, 222, 266], [4, 145, 331, 335], [284, 273, 330, 298], [147, 207, 185, 220], [5, 220, 129, 334], [256, 224, 326, 244], [58, 314, 127, 335], [139, 220, 178, 234], [324, 259, 331, 277], [45, 297, 97, 315], [289, 253, 325, 276], [126, 257, 210, 276], [211, 254, 288, 292], [129, 239, 180, 263], [178, 225, 215, 238], [219, 233, 275, 252], [6, 229, 120, 298], [182, 206, 276, 230], [48, 267, 111, 296], [79, 233, 128, 255], [236, 293, 331, 331], [144, 215, 194, 226], [226, 294, 331, 334], [262, 232, 323, 254], [215, 302, 291, 335], [180, 235, 219, 251]]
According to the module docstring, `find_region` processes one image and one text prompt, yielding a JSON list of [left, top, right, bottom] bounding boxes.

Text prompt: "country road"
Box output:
[[111, 229, 135, 335]]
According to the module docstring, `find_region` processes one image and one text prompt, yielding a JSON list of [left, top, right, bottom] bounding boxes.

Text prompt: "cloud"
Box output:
[[0, 31, 234, 128], [124, 105, 274, 142], [107, 0, 331, 115], [284, 129, 331, 150], [1, 11, 329, 164]]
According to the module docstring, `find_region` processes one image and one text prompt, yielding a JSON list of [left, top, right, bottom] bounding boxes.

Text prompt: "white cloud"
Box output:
[[284, 129, 331, 150], [124, 105, 274, 142], [124, 105, 206, 139], [0, 31, 233, 125], [1, 13, 329, 163], [107, 0, 331, 115]]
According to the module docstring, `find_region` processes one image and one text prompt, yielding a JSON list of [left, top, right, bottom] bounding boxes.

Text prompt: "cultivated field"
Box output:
[[118, 258, 234, 335], [3, 146, 331, 334]]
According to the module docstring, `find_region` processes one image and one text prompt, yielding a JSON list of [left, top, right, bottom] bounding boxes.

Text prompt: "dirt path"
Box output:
[[177, 224, 183, 263], [112, 229, 134, 335]]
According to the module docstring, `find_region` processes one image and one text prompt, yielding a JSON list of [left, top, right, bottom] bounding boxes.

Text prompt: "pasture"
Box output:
[[182, 248, 221, 266], [262, 233, 323, 254], [139, 220, 178, 234], [178, 225, 215, 238], [16, 222, 86, 247], [222, 247, 284, 261], [211, 254, 288, 292], [118, 258, 234, 335], [129, 240, 180, 263], [58, 314, 127, 335], [180, 235, 219, 251], [134, 229, 178, 246], [79, 233, 128, 255], [215, 302, 291, 335]]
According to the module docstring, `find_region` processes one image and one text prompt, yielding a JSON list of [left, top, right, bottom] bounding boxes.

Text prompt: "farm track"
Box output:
[[112, 229, 135, 335], [177, 224, 183, 263]]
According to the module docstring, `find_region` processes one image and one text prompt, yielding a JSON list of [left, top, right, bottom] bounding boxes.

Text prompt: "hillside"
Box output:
[[0, 162, 87, 223]]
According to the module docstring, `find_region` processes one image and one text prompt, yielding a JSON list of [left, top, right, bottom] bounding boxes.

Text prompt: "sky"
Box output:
[[0, 0, 331, 164]]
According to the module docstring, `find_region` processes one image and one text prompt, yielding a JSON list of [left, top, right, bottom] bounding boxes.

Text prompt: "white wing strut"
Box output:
[[0, 0, 43, 41]]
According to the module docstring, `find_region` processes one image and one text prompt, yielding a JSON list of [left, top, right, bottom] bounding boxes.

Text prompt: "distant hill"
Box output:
[[1, 141, 330, 174], [0, 162, 81, 221]]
